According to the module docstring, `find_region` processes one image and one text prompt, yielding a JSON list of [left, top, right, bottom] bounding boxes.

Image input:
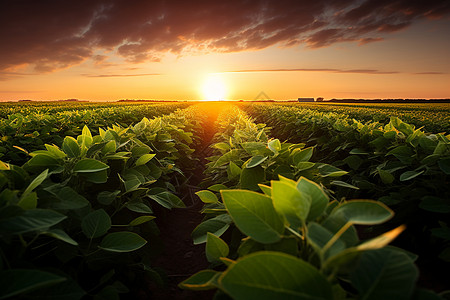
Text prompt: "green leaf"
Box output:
[[378, 169, 395, 184], [399, 170, 424, 181], [128, 215, 156, 226], [43, 228, 78, 246], [419, 196, 450, 213], [307, 222, 346, 259], [0, 208, 66, 236], [206, 233, 230, 262], [81, 170, 108, 183], [213, 142, 231, 152], [271, 180, 310, 229], [135, 154, 156, 166], [99, 232, 147, 252], [222, 190, 284, 244], [179, 270, 220, 291], [192, 214, 232, 245], [219, 251, 333, 300], [296, 161, 315, 171], [349, 148, 369, 155], [26, 155, 60, 168], [0, 269, 66, 299], [208, 184, 228, 192], [240, 166, 265, 191], [97, 190, 120, 205], [317, 164, 348, 177], [148, 191, 185, 209], [332, 200, 394, 225], [268, 139, 281, 154], [81, 209, 111, 239], [228, 161, 242, 179], [48, 186, 89, 210], [246, 156, 268, 168], [22, 169, 48, 199], [293, 147, 314, 164], [17, 192, 37, 210], [351, 248, 418, 300], [196, 190, 219, 204], [330, 180, 360, 190], [438, 158, 450, 174], [62, 136, 80, 158], [297, 177, 329, 221], [73, 159, 109, 173], [126, 201, 153, 214]]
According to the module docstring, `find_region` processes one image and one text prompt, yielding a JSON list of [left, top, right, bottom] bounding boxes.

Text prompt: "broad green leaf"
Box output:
[[135, 154, 156, 166], [332, 200, 393, 225], [17, 192, 37, 210], [99, 232, 147, 252], [419, 196, 450, 213], [48, 186, 89, 210], [196, 190, 219, 204], [45, 144, 67, 159], [228, 161, 242, 179], [128, 215, 156, 226], [81, 170, 108, 183], [179, 270, 220, 291], [97, 190, 120, 205], [213, 142, 231, 152], [208, 184, 228, 192], [206, 233, 230, 262], [293, 147, 314, 164], [240, 166, 265, 191], [296, 161, 315, 171], [81, 209, 111, 239], [62, 136, 80, 158], [126, 201, 153, 214], [246, 155, 268, 168], [268, 139, 281, 154], [271, 180, 310, 228], [222, 190, 284, 244], [43, 228, 78, 246], [148, 191, 185, 209], [307, 222, 346, 259], [330, 180, 360, 190], [399, 170, 424, 181], [258, 184, 271, 196], [349, 148, 369, 155], [297, 177, 329, 220], [0, 208, 66, 236], [0, 269, 66, 299], [350, 248, 418, 300], [378, 169, 395, 184], [26, 155, 60, 168], [219, 251, 333, 300], [317, 164, 348, 177], [438, 158, 450, 174], [73, 159, 109, 173], [22, 169, 48, 199], [192, 214, 232, 245]]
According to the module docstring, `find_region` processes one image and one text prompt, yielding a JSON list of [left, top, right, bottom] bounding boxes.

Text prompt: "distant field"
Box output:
[[275, 102, 450, 133]]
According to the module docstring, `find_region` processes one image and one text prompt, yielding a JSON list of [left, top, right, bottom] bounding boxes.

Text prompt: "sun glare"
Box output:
[[202, 75, 227, 101]]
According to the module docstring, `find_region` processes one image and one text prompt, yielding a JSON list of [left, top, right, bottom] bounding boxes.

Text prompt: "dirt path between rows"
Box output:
[[146, 103, 225, 299]]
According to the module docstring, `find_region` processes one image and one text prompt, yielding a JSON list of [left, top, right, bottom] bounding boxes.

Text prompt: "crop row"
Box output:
[[0, 102, 190, 165], [180, 105, 442, 299], [274, 102, 450, 133], [0, 104, 206, 299]]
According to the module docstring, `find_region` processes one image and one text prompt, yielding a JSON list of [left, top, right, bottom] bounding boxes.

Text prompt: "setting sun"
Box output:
[[202, 75, 227, 101]]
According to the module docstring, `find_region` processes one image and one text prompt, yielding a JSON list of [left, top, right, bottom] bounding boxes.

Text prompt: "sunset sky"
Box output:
[[1, 0, 449, 101]]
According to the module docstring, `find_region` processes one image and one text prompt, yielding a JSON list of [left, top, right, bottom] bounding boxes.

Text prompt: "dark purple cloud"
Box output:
[[1, 0, 449, 73]]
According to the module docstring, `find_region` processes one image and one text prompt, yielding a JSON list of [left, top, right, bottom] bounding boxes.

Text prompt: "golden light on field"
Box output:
[[201, 75, 227, 101]]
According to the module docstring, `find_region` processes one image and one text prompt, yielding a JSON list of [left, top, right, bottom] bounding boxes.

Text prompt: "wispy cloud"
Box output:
[[82, 73, 162, 78], [222, 68, 447, 75], [1, 0, 449, 73]]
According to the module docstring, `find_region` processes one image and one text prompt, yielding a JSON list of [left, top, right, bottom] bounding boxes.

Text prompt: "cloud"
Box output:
[[82, 73, 162, 77], [222, 68, 447, 75], [1, 0, 449, 73], [222, 68, 400, 75]]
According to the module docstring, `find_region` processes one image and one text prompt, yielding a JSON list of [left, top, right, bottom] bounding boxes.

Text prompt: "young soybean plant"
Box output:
[[181, 176, 419, 300]]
